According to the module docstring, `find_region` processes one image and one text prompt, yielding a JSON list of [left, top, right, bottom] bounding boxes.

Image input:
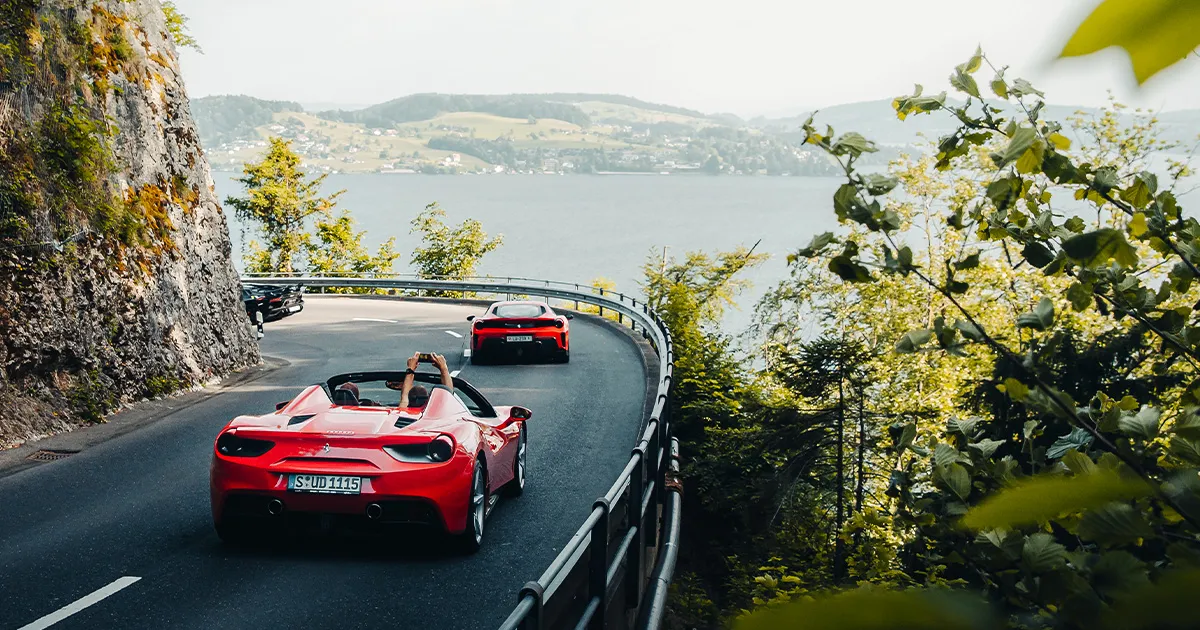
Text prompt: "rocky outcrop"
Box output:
[[0, 0, 258, 447]]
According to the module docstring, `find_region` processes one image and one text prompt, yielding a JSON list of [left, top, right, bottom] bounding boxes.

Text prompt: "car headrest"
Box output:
[[332, 388, 359, 406]]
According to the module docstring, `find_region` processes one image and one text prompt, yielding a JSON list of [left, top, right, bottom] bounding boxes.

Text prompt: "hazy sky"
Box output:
[[172, 0, 1200, 116]]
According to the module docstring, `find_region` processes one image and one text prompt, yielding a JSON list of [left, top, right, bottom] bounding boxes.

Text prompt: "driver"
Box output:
[[398, 352, 453, 408]]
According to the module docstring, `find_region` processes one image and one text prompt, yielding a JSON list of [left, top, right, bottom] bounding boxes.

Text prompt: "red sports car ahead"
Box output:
[[209, 370, 530, 552], [468, 300, 573, 364]]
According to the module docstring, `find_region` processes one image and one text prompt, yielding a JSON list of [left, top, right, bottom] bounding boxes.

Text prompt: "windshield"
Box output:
[[493, 304, 546, 318]]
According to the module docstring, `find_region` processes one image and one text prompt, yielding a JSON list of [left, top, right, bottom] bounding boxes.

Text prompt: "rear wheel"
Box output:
[[458, 462, 487, 553], [503, 428, 527, 497], [555, 349, 570, 363]]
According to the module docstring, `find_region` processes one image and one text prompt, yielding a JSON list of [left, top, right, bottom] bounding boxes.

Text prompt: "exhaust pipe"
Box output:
[[366, 503, 383, 520], [267, 499, 284, 516]]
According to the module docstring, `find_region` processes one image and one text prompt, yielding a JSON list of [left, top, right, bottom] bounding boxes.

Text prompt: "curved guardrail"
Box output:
[[242, 273, 680, 630]]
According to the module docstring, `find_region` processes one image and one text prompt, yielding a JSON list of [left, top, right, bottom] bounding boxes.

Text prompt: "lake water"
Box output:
[[215, 173, 844, 333]]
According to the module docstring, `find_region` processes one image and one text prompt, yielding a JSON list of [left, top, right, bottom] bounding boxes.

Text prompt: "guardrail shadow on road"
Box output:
[[242, 274, 681, 630]]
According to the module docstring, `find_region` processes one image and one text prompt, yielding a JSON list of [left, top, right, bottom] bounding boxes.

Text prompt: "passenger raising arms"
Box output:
[[398, 351, 454, 408]]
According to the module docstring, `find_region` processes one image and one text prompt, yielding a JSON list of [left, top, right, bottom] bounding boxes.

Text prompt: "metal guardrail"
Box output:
[[242, 273, 680, 630]]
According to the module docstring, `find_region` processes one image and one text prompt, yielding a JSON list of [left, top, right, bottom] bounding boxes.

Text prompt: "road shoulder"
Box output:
[[0, 356, 287, 479]]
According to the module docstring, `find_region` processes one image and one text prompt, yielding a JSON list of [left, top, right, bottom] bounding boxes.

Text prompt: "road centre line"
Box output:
[[352, 318, 398, 323], [444, 330, 463, 338], [18, 576, 141, 630]]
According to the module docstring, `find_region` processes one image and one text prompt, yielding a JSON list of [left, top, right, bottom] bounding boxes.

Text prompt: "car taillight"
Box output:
[[553, 319, 564, 328], [474, 320, 483, 329], [216, 432, 275, 457], [428, 435, 455, 462]]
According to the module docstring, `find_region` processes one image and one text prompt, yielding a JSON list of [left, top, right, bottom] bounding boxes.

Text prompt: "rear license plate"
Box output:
[[288, 474, 362, 494], [507, 335, 534, 342], [288, 305, 302, 313]]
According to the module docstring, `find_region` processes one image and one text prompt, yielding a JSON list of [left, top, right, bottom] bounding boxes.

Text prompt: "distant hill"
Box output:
[[318, 94, 593, 128], [191, 95, 303, 147]]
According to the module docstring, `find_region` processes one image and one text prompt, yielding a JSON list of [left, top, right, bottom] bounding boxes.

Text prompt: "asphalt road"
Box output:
[[0, 296, 649, 630]]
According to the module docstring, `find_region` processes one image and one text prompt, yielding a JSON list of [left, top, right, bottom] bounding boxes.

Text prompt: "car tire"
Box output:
[[503, 427, 527, 498], [458, 462, 487, 553], [470, 349, 484, 365], [556, 349, 570, 364]]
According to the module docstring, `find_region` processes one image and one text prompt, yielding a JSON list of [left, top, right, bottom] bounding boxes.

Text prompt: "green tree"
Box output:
[[761, 47, 1200, 628], [226, 138, 342, 273], [409, 202, 503, 282], [307, 211, 400, 291]]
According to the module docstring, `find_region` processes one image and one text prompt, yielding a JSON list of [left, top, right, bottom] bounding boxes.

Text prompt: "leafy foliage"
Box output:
[[409, 202, 502, 291], [228, 137, 396, 278], [161, 2, 201, 53], [1059, 0, 1200, 84]]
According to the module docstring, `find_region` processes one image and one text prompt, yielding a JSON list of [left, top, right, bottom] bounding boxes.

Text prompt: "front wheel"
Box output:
[[457, 462, 487, 553]]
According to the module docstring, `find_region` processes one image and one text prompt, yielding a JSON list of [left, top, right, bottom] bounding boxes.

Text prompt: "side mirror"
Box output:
[[466, 315, 475, 322], [510, 406, 532, 420], [564, 313, 574, 320], [275, 400, 291, 411]]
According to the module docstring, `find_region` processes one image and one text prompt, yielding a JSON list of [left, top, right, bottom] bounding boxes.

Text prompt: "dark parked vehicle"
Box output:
[[242, 284, 305, 323]]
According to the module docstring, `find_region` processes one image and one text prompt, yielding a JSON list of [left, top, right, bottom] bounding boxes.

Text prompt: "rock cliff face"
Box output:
[[0, 0, 259, 447]]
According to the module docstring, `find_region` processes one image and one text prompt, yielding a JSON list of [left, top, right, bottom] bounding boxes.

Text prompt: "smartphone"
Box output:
[[418, 352, 434, 363]]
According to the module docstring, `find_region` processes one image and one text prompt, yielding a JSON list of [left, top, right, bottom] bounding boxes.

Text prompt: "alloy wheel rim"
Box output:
[[472, 468, 485, 542], [517, 433, 527, 487]]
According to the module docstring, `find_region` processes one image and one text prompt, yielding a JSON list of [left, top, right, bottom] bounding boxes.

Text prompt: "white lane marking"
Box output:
[[444, 330, 463, 338], [19, 576, 142, 630], [463, 349, 472, 358], [450, 370, 461, 377], [352, 318, 398, 324]]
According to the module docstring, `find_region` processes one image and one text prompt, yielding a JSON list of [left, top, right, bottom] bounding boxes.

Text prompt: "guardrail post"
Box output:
[[626, 448, 646, 610], [598, 288, 605, 318], [518, 582, 544, 630], [589, 497, 611, 630]]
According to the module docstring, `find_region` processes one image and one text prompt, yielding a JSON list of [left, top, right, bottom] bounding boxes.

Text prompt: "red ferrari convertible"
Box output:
[[468, 300, 573, 364], [209, 370, 530, 552]]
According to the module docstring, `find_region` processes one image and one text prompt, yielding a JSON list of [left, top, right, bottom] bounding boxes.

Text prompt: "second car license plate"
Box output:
[[507, 335, 534, 342], [288, 474, 362, 494]]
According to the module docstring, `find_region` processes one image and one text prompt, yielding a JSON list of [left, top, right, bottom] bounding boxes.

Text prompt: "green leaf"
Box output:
[[1090, 551, 1149, 598], [985, 175, 1022, 211], [1062, 228, 1140, 268], [1171, 410, 1200, 439], [1047, 428, 1094, 459], [957, 46, 983, 75], [1120, 172, 1158, 209], [1062, 448, 1097, 475], [953, 252, 981, 270], [735, 586, 998, 630], [934, 442, 962, 468], [1059, 0, 1200, 85], [1022, 532, 1066, 573], [954, 319, 985, 342], [1009, 78, 1044, 99], [1021, 241, 1055, 268], [829, 256, 873, 283], [950, 70, 981, 99], [961, 468, 1153, 531], [1078, 502, 1153, 545], [862, 173, 899, 196], [1167, 436, 1200, 465], [996, 127, 1038, 167], [797, 232, 835, 257], [969, 439, 1005, 459], [1016, 297, 1054, 330], [1118, 406, 1161, 440], [896, 423, 917, 452], [895, 329, 934, 353], [1066, 281, 1092, 312], [940, 462, 972, 500], [1001, 377, 1029, 401], [990, 68, 1008, 98], [832, 132, 878, 157]]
